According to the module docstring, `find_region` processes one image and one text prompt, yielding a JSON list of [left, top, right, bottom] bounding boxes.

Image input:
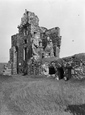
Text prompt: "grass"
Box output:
[[1, 75, 85, 115]]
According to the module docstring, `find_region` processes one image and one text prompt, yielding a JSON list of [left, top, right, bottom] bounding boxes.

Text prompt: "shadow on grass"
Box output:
[[65, 104, 85, 115], [0, 74, 16, 83], [0, 74, 11, 77]]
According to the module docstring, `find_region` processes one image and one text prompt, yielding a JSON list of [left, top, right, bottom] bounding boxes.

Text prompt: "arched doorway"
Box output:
[[57, 67, 64, 79], [49, 66, 56, 75]]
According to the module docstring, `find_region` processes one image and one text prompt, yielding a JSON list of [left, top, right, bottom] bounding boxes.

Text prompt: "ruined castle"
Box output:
[[9, 10, 61, 75], [3, 10, 85, 80]]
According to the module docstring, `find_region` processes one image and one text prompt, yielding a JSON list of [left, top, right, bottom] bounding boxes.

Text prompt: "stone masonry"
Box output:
[[4, 9, 85, 80], [9, 9, 61, 75]]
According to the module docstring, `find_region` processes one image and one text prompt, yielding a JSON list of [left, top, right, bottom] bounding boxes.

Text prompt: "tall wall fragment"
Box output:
[[9, 9, 61, 75]]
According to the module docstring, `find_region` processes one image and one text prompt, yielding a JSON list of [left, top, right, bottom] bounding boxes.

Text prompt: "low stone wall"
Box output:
[[26, 53, 85, 80], [50, 54, 85, 80], [27, 60, 42, 76]]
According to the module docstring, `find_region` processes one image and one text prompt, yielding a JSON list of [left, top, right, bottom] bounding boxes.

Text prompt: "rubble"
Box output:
[[3, 61, 11, 76]]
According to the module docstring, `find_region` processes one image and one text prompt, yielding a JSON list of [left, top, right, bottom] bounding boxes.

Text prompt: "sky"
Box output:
[[0, 0, 85, 62]]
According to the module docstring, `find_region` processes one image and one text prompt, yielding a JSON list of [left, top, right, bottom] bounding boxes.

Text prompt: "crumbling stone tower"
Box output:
[[9, 9, 61, 75]]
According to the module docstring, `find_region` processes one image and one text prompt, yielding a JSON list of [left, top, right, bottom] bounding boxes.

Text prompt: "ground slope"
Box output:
[[0, 75, 85, 115]]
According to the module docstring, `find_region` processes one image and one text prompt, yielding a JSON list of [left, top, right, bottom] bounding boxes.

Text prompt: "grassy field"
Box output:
[[0, 75, 85, 115]]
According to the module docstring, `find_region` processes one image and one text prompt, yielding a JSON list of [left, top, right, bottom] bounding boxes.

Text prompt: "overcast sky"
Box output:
[[0, 0, 85, 62]]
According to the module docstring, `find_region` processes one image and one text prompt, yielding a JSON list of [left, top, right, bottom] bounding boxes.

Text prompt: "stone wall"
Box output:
[[27, 59, 42, 76], [9, 10, 61, 75], [49, 53, 85, 80], [8, 9, 85, 79], [10, 46, 17, 75]]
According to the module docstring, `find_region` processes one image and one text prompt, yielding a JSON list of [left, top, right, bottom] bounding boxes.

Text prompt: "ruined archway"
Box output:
[[49, 66, 56, 75], [57, 67, 64, 79]]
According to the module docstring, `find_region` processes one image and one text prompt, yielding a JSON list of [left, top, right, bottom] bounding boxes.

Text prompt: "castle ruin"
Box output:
[[3, 10, 85, 80], [9, 10, 61, 75]]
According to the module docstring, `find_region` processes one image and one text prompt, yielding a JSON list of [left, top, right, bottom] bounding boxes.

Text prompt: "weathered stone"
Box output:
[[11, 46, 17, 75], [49, 53, 85, 80], [7, 9, 85, 81], [8, 9, 61, 75]]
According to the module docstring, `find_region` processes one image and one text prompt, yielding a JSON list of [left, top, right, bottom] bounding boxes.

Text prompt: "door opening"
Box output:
[[57, 67, 64, 79], [49, 66, 56, 75]]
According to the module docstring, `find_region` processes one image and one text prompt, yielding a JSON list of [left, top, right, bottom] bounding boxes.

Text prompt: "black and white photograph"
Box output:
[[0, 0, 85, 114]]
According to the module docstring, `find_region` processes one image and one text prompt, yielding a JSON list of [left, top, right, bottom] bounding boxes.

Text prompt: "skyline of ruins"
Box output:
[[0, 0, 85, 62]]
